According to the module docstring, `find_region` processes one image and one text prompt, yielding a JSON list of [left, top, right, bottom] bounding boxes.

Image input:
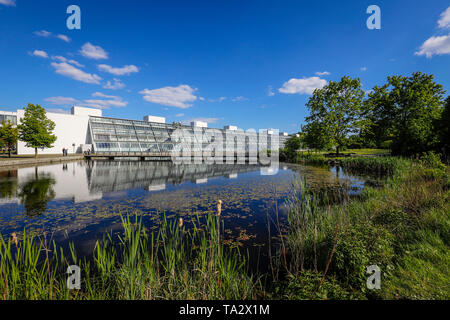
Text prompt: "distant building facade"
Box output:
[[0, 107, 293, 155]]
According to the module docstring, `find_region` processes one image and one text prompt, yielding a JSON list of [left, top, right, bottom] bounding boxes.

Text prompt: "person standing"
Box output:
[[62, 147, 65, 157]]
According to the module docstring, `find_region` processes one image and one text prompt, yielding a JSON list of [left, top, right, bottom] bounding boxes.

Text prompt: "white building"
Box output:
[[0, 106, 293, 155], [1, 106, 100, 155]]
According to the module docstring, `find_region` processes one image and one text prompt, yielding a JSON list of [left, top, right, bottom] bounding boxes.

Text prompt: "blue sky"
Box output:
[[0, 0, 449, 133]]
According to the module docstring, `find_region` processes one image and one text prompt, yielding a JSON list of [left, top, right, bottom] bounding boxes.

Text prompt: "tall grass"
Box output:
[[339, 156, 409, 176], [274, 156, 449, 299], [0, 213, 259, 300]]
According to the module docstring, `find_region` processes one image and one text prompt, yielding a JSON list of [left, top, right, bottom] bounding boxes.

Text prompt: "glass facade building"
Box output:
[[0, 113, 17, 125], [88, 116, 290, 155]]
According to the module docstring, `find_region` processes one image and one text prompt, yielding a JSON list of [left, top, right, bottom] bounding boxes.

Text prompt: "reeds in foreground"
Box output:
[[0, 213, 259, 300]]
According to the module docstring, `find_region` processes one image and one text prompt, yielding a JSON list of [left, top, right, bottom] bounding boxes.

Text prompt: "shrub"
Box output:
[[419, 151, 446, 171]]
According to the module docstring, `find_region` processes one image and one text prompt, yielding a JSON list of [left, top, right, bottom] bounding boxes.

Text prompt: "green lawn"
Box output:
[[313, 148, 390, 155], [343, 148, 390, 155]]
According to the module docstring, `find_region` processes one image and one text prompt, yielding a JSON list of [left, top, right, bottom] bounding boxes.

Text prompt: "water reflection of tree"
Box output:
[[18, 169, 56, 217], [0, 170, 18, 198]]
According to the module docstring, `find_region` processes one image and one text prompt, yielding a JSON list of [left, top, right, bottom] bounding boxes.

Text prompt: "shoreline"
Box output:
[[0, 155, 84, 169]]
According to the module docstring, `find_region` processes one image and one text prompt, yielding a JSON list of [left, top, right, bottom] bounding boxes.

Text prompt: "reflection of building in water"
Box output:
[[0, 162, 102, 204], [87, 161, 262, 193], [0, 161, 265, 205]]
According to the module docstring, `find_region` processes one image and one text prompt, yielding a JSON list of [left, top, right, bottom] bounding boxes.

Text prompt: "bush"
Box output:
[[419, 151, 446, 171], [274, 272, 359, 300]]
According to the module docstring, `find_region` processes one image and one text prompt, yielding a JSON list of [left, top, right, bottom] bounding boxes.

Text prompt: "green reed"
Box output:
[[0, 212, 259, 300]]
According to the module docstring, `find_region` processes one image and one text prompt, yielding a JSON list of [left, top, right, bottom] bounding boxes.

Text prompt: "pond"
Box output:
[[0, 160, 367, 271]]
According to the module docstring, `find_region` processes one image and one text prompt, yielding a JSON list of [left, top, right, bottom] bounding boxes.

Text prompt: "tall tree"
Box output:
[[303, 121, 332, 151], [283, 135, 302, 160], [0, 120, 18, 157], [305, 76, 365, 155], [365, 72, 445, 156], [17, 104, 57, 158], [436, 96, 450, 158]]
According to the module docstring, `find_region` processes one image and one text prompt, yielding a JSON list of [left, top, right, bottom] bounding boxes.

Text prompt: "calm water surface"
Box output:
[[0, 160, 366, 266]]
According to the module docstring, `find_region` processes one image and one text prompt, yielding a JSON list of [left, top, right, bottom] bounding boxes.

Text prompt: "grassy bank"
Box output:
[[0, 155, 448, 300], [273, 153, 449, 299]]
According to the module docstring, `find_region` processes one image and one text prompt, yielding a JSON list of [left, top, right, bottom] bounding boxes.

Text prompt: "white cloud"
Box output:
[[438, 6, 450, 28], [232, 96, 248, 102], [44, 96, 79, 105], [103, 78, 126, 90], [267, 85, 275, 96], [34, 30, 51, 37], [45, 93, 127, 110], [175, 113, 185, 117], [51, 62, 102, 84], [51, 55, 84, 68], [360, 67, 367, 71], [315, 71, 331, 76], [56, 34, 70, 42], [415, 34, 450, 58], [79, 42, 108, 60], [0, 0, 16, 6], [208, 97, 226, 103], [32, 50, 48, 58], [82, 98, 127, 109], [91, 92, 119, 99], [139, 85, 197, 109], [199, 97, 205, 101], [33, 30, 70, 42], [278, 77, 327, 95], [81, 92, 127, 109], [97, 64, 139, 76]]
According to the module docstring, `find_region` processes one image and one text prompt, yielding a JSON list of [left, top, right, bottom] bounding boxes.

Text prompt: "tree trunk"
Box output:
[[336, 145, 340, 156], [35, 148, 38, 159], [8, 148, 11, 158]]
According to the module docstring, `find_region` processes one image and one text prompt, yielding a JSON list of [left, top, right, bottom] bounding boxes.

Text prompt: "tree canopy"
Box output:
[[0, 120, 18, 157], [305, 76, 365, 155], [365, 72, 445, 156], [17, 104, 57, 158]]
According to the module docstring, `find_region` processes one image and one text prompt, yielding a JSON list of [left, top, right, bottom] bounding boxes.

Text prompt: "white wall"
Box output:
[[71, 106, 102, 117], [16, 110, 91, 155]]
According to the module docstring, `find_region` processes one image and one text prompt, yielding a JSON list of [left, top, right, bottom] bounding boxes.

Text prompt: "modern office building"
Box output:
[[0, 107, 292, 156]]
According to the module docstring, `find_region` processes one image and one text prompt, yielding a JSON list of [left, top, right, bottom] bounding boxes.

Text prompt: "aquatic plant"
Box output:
[[0, 212, 259, 300]]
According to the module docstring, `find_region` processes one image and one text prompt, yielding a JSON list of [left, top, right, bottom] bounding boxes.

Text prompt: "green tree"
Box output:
[[365, 72, 445, 156], [305, 76, 365, 155], [283, 135, 302, 160], [436, 96, 450, 158], [17, 104, 57, 158], [0, 120, 18, 157], [303, 121, 332, 151]]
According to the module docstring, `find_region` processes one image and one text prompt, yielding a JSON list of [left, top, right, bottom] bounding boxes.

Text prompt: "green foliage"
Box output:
[[274, 272, 357, 300], [303, 121, 332, 151], [435, 96, 450, 157], [365, 72, 445, 156], [17, 104, 57, 157], [339, 156, 409, 176], [281, 156, 449, 299], [296, 152, 328, 165], [420, 151, 446, 170], [281, 136, 302, 161], [0, 213, 258, 300], [0, 120, 18, 157], [305, 76, 365, 154]]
